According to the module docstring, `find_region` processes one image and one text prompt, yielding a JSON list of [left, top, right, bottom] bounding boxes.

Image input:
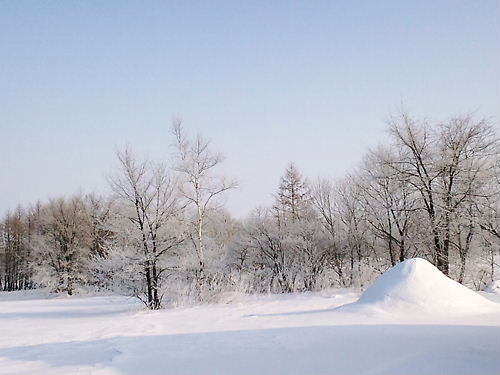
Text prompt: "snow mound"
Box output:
[[483, 280, 500, 295], [341, 258, 499, 315]]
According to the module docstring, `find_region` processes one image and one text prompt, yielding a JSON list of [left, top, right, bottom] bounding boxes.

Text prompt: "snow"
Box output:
[[484, 280, 500, 295], [340, 258, 499, 315], [0, 261, 499, 375]]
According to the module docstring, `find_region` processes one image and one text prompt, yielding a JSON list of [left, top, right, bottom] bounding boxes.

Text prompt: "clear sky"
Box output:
[[1, 1, 498, 217]]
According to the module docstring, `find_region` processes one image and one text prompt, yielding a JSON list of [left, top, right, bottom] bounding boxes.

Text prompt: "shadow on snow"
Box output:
[[0, 324, 498, 375]]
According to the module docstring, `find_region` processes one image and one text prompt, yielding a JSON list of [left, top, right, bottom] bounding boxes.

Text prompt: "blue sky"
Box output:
[[1, 1, 498, 217]]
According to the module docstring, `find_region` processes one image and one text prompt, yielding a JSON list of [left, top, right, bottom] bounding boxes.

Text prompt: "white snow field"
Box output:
[[484, 280, 500, 295], [0, 259, 499, 375]]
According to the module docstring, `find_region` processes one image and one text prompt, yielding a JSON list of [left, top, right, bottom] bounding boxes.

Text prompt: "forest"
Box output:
[[1, 112, 499, 309]]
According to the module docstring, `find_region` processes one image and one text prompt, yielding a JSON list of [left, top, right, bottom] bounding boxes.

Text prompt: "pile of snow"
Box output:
[[341, 258, 499, 315], [483, 280, 500, 295]]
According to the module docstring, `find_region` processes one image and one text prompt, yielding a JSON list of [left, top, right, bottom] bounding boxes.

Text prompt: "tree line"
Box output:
[[1, 112, 499, 309]]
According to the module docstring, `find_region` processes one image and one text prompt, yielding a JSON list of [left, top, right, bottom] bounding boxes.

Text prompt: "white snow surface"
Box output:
[[0, 262, 499, 374], [341, 258, 499, 315], [484, 280, 500, 295]]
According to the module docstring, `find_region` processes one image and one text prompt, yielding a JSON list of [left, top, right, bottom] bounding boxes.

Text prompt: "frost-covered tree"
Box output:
[[109, 147, 184, 309], [0, 207, 34, 291], [239, 165, 330, 293], [33, 197, 91, 295], [335, 176, 376, 287], [358, 147, 418, 266], [311, 179, 350, 286], [275, 163, 311, 222], [1, 108, 499, 302], [85, 194, 113, 258], [276, 164, 329, 290], [172, 120, 236, 296], [387, 112, 499, 276], [242, 209, 297, 293]]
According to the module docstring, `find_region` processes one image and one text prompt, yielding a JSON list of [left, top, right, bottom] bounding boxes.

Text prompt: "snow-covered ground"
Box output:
[[0, 260, 499, 375]]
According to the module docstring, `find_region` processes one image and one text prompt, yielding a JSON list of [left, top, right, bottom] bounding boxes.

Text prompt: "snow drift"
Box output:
[[340, 258, 499, 315]]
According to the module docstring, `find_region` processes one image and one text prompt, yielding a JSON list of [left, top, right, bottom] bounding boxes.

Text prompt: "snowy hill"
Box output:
[[341, 258, 499, 315]]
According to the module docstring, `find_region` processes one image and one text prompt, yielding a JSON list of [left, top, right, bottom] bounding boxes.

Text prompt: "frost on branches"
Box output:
[[1, 113, 499, 308]]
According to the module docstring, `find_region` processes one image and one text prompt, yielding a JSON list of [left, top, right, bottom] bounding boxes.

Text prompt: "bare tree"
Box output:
[[85, 194, 113, 258], [312, 179, 349, 285], [34, 197, 90, 295], [275, 163, 311, 222], [243, 209, 298, 293], [109, 147, 184, 309], [271, 164, 325, 290], [387, 112, 499, 275], [172, 120, 237, 295], [386, 113, 446, 271], [335, 176, 373, 287], [358, 147, 418, 266], [0, 207, 33, 291]]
